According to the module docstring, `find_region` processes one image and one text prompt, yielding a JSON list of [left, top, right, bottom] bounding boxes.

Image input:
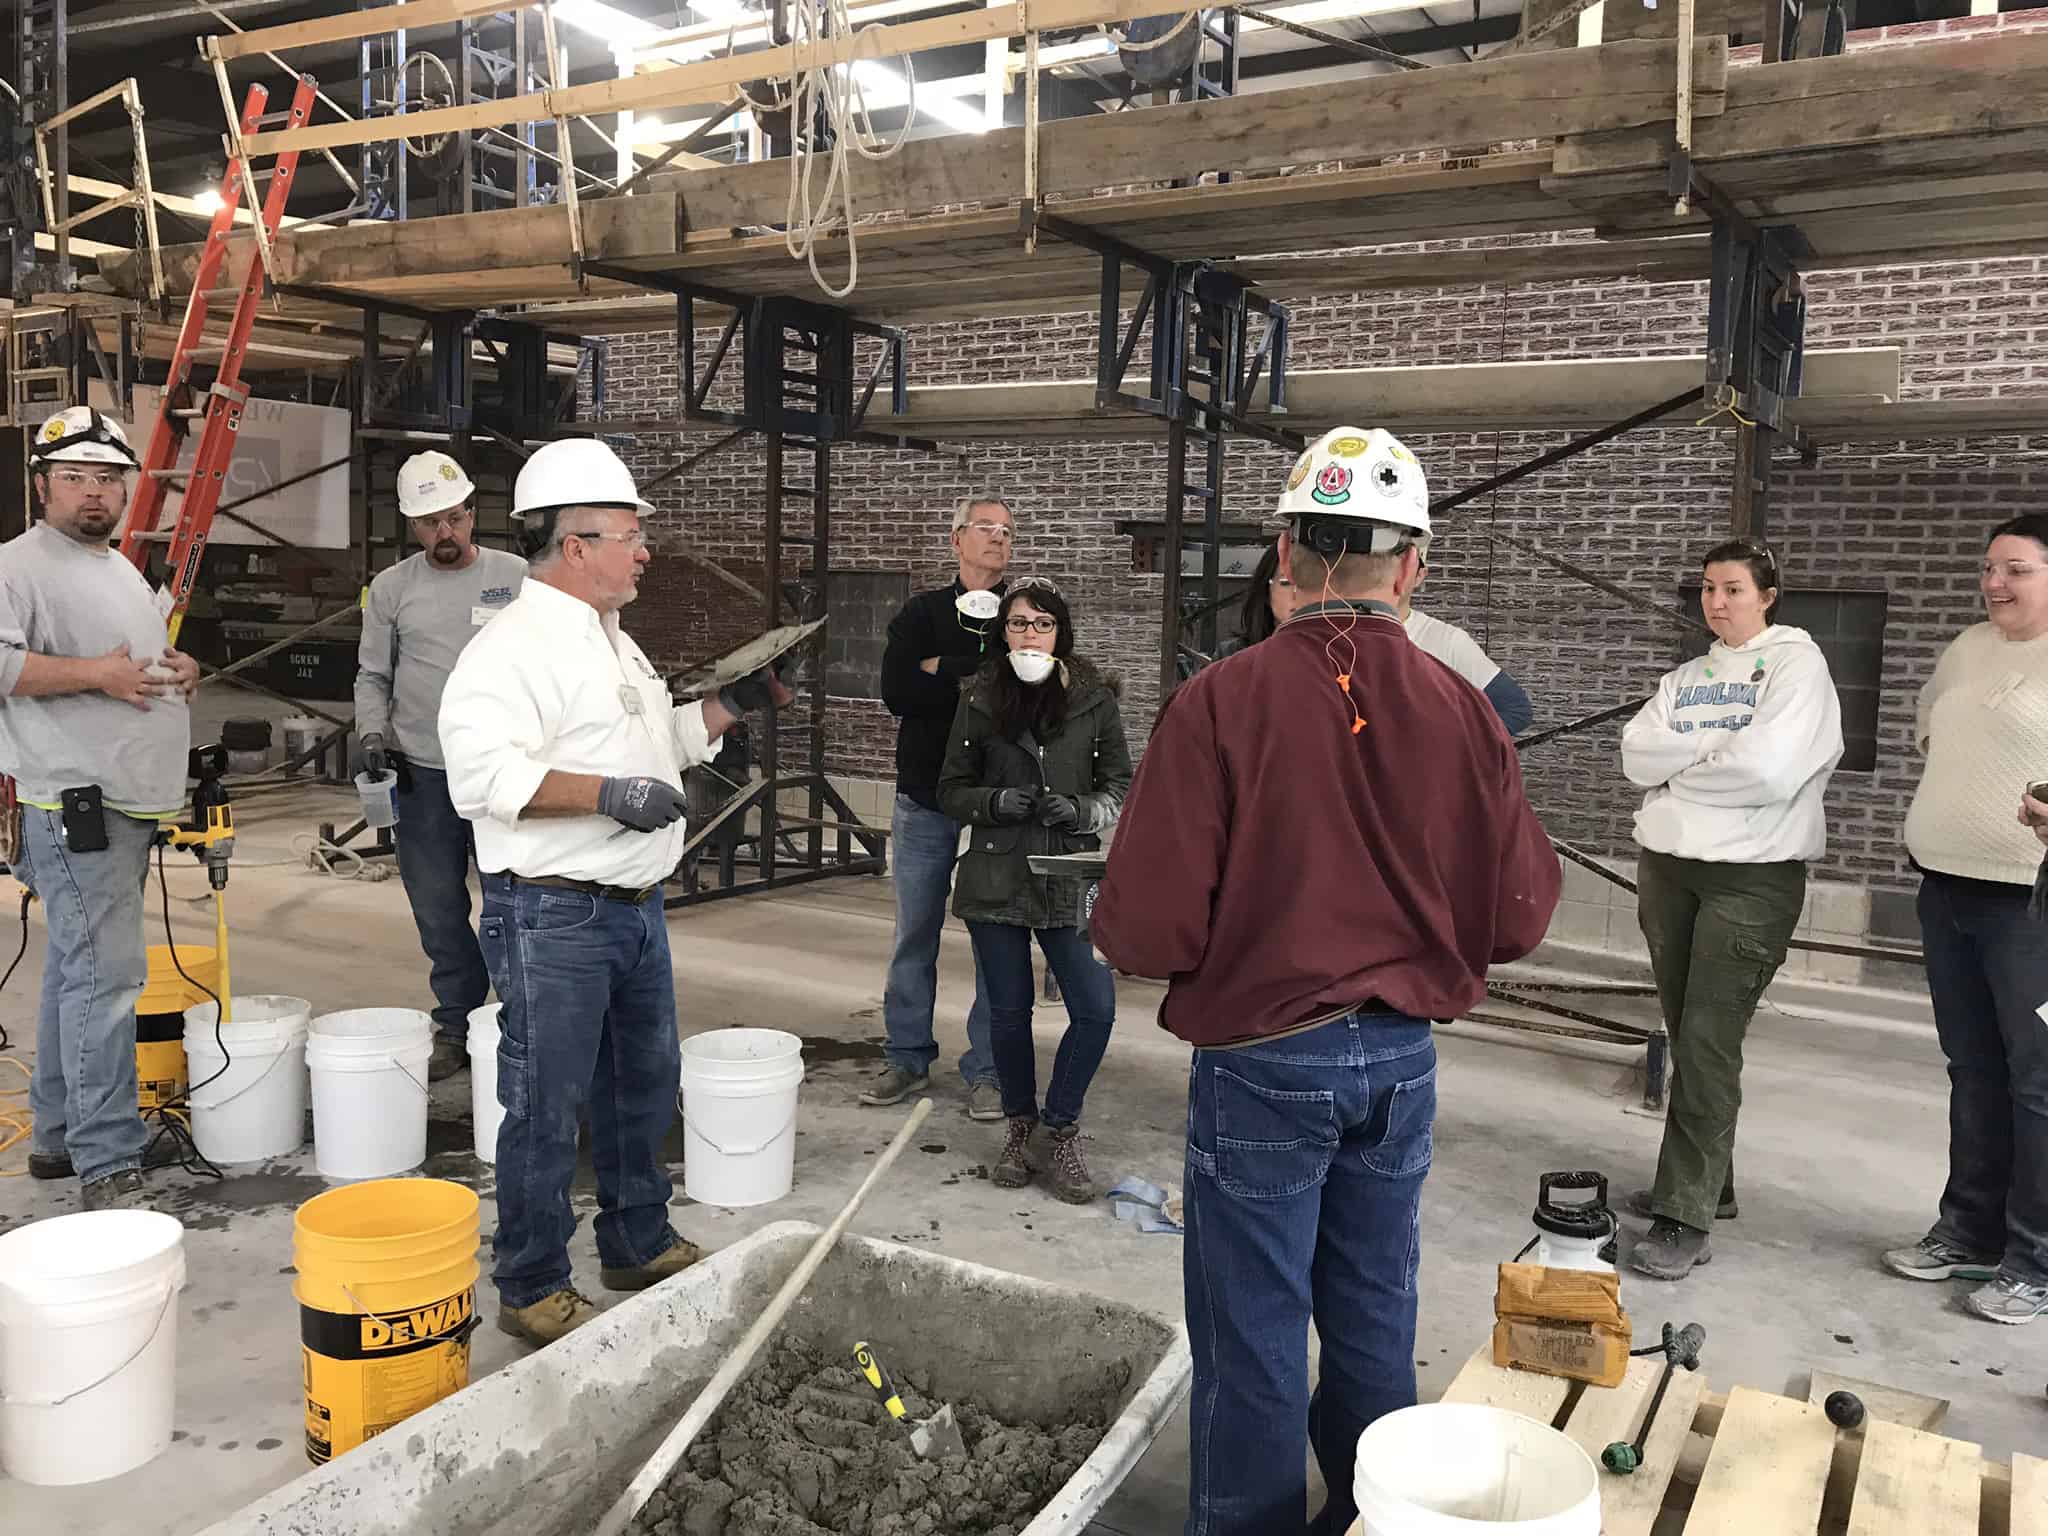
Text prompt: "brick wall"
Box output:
[[601, 15, 2048, 894]]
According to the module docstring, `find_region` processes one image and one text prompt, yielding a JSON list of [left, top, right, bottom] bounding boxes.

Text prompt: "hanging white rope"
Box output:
[[731, 0, 919, 299]]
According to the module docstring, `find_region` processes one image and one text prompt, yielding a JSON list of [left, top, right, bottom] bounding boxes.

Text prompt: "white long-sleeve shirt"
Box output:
[[1621, 624, 1844, 864], [438, 579, 716, 887]]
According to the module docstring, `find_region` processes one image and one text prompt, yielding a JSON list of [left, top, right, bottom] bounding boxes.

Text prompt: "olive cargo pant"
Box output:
[[1637, 849, 1806, 1232]]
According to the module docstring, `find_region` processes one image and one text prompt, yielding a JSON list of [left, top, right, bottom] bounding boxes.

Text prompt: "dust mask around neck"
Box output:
[[1008, 649, 1056, 685]]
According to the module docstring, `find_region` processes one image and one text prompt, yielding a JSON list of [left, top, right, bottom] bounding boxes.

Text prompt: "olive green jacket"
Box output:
[[936, 657, 1133, 929]]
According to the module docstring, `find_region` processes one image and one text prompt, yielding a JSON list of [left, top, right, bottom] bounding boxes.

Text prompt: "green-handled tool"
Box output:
[[853, 1341, 966, 1460]]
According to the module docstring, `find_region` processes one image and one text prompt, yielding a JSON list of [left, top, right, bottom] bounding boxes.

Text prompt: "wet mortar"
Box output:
[[619, 1333, 1110, 1536]]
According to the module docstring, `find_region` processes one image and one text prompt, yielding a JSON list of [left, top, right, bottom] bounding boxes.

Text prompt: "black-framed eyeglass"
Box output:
[[1005, 615, 1058, 634]]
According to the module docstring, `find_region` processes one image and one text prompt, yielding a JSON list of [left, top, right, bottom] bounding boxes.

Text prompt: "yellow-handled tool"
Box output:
[[852, 1340, 966, 1460]]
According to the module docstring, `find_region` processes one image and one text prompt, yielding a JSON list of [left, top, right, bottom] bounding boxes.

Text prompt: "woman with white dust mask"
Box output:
[[936, 579, 1132, 1203]]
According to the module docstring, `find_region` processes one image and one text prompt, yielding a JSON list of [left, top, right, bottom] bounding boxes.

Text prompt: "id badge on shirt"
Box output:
[[471, 605, 496, 627]]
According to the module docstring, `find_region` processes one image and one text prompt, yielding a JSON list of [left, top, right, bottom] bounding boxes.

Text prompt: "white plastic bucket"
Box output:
[[306, 1008, 434, 1180], [1354, 1404, 1600, 1535], [0, 1211, 186, 1486], [183, 994, 311, 1165], [467, 1003, 504, 1164], [680, 1028, 805, 1208], [354, 769, 399, 829]]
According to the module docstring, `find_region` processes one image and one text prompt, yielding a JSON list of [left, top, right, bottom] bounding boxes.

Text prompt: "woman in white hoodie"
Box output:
[[1619, 539, 1845, 1280]]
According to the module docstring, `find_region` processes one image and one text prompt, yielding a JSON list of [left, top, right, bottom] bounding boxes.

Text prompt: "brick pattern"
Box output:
[[599, 17, 2048, 892]]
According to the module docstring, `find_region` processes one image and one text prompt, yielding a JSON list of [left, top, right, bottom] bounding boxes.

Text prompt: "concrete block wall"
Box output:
[[595, 12, 2048, 964]]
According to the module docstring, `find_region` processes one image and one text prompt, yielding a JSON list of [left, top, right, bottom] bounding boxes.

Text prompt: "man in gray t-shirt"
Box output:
[[355, 450, 525, 1079], [1, 407, 199, 1210]]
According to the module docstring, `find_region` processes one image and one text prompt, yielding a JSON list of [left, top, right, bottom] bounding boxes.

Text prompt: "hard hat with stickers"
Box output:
[[29, 405, 139, 468], [395, 449, 477, 519], [1274, 426, 1430, 556]]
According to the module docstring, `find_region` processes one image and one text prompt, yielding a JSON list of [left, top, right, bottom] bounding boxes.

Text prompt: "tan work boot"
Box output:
[[600, 1237, 706, 1292], [1045, 1124, 1098, 1205], [993, 1116, 1039, 1188], [498, 1287, 599, 1347]]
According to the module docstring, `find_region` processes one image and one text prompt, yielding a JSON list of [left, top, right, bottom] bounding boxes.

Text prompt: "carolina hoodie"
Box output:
[[1621, 624, 1845, 865]]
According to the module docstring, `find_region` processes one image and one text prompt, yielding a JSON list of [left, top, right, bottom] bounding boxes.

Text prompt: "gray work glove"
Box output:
[[599, 775, 688, 834], [989, 788, 1036, 824], [718, 660, 790, 717], [360, 734, 388, 777], [1036, 793, 1081, 831]]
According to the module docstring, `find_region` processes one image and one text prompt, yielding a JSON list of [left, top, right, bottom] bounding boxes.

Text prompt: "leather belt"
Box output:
[[513, 873, 657, 905]]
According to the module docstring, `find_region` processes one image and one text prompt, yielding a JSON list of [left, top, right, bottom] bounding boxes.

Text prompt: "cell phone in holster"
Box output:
[[60, 785, 108, 852]]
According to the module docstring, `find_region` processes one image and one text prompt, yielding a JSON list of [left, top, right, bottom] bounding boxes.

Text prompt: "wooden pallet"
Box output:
[[1345, 1347, 2047, 1536]]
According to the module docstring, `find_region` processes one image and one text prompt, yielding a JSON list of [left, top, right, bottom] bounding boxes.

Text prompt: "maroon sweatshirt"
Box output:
[[1090, 604, 1561, 1047]]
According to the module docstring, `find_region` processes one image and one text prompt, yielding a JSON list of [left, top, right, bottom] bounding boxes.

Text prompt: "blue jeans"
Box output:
[[1919, 872, 2048, 1284], [478, 874, 684, 1309], [882, 793, 992, 1084], [1183, 1011, 1438, 1536], [19, 806, 154, 1184], [967, 921, 1116, 1127], [394, 762, 490, 1047]]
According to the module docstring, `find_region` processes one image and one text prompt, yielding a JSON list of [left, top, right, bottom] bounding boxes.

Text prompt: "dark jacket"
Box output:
[[936, 657, 1133, 929], [881, 578, 1006, 811], [1089, 602, 1560, 1047]]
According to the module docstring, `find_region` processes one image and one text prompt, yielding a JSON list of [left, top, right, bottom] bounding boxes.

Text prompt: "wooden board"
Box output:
[[1551, 31, 2048, 181], [1844, 1419, 1982, 1536], [1807, 1370, 1950, 1433], [1684, 1386, 1836, 1536], [2015, 1454, 2048, 1536], [1558, 1355, 1707, 1536], [1438, 1342, 1575, 1421]]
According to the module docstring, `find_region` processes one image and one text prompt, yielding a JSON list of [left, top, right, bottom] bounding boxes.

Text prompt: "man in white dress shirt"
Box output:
[[439, 438, 791, 1347]]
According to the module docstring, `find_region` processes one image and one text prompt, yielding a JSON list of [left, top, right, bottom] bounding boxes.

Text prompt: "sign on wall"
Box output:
[[87, 382, 352, 549]]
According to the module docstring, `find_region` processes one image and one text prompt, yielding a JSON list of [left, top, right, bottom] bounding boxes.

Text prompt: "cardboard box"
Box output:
[[1491, 1262, 1632, 1388]]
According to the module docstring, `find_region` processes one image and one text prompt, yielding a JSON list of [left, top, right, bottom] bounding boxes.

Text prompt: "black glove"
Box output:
[[989, 788, 1036, 824], [718, 660, 790, 716], [360, 733, 388, 777], [1036, 793, 1081, 831], [598, 775, 688, 833]]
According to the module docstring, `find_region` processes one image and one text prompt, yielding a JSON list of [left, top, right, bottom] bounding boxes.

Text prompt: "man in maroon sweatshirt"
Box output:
[[1090, 426, 1560, 1536]]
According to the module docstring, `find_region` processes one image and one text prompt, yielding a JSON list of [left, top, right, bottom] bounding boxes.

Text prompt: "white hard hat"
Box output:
[[396, 450, 475, 519], [31, 405, 138, 468], [512, 438, 653, 518], [1275, 427, 1430, 555]]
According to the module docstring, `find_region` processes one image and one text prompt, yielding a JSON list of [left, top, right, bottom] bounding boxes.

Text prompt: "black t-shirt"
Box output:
[[880, 578, 1004, 810]]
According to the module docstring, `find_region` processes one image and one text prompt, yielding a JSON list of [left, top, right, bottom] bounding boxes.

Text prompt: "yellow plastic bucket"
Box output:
[[292, 1179, 480, 1466], [135, 945, 218, 1113]]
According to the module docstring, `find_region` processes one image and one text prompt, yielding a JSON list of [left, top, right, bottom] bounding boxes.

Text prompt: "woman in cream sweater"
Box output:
[[1888, 512, 2048, 1326]]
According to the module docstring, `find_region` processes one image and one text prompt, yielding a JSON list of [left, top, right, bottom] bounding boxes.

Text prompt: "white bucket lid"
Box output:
[[0, 1212, 185, 1316], [183, 994, 312, 1050], [467, 1003, 501, 1046], [310, 1007, 432, 1047], [681, 1027, 804, 1069]]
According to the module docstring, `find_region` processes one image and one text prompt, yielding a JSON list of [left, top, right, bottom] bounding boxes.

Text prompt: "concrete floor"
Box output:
[[0, 783, 2039, 1535]]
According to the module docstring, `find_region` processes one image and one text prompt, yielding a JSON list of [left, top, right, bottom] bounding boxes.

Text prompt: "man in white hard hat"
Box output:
[[354, 450, 526, 1081], [439, 437, 793, 1347], [0, 407, 200, 1210], [1090, 427, 1561, 1536]]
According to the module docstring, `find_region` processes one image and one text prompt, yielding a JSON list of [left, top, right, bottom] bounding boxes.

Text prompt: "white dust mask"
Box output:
[[1008, 649, 1056, 685]]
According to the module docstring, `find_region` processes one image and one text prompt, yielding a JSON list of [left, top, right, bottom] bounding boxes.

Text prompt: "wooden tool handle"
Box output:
[[590, 1096, 935, 1536]]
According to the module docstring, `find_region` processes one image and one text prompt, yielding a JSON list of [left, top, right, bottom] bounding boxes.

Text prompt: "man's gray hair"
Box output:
[[524, 504, 619, 567], [952, 493, 1013, 533]]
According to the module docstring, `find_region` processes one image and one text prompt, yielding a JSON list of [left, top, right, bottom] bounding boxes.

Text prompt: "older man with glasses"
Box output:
[[439, 437, 791, 1346], [355, 450, 528, 1080], [862, 494, 1014, 1119]]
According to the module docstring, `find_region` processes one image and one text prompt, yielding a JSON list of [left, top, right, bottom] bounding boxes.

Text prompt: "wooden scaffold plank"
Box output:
[[1684, 1387, 1836, 1536]]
